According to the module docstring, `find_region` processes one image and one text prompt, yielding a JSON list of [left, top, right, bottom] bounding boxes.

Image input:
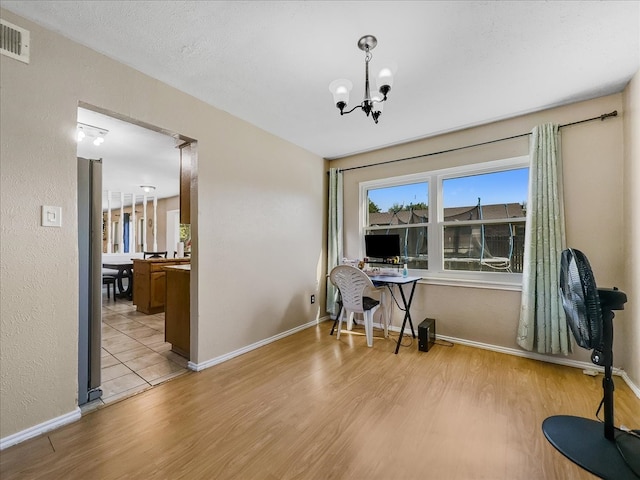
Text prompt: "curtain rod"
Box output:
[[337, 110, 618, 173]]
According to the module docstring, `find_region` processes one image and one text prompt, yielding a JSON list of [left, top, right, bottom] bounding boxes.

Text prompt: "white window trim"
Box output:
[[359, 155, 529, 290]]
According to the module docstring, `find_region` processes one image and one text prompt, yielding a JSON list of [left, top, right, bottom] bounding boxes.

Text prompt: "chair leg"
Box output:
[[103, 278, 117, 302], [347, 312, 355, 331], [364, 311, 374, 347]]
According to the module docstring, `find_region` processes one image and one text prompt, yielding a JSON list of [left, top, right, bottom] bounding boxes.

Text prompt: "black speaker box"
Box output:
[[418, 318, 436, 352]]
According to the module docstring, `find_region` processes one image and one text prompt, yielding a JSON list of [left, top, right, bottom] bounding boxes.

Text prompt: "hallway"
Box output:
[[81, 292, 190, 413]]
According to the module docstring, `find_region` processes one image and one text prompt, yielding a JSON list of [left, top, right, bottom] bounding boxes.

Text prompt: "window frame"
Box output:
[[359, 155, 529, 290]]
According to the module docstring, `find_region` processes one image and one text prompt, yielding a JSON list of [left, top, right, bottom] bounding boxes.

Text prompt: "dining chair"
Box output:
[[329, 265, 381, 347], [143, 251, 167, 259], [102, 274, 116, 302]]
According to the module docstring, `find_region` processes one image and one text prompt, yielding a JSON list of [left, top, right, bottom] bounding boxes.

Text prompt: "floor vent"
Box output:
[[1, 19, 30, 64]]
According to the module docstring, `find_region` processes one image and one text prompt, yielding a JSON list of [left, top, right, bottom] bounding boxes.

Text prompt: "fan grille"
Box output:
[[559, 249, 602, 350]]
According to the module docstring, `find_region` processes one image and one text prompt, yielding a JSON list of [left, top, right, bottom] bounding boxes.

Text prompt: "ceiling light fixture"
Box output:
[[329, 35, 395, 124], [77, 122, 109, 146], [140, 185, 156, 193]]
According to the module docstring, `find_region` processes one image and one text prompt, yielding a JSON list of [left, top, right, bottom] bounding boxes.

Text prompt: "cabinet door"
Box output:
[[133, 271, 146, 307], [150, 271, 166, 309], [165, 270, 190, 358], [133, 261, 150, 307]]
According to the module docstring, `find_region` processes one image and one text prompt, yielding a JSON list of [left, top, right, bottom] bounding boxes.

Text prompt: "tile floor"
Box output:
[[81, 289, 190, 413]]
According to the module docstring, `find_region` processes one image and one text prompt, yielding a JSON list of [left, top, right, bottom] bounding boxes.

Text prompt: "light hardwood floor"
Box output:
[[1, 323, 639, 479]]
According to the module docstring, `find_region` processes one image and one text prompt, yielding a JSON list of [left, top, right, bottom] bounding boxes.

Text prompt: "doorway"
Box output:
[[77, 105, 196, 410]]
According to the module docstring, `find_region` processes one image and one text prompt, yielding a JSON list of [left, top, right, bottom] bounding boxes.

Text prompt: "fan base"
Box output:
[[543, 415, 639, 479]]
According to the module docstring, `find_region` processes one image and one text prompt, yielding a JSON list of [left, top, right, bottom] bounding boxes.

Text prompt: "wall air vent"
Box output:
[[1, 19, 30, 64]]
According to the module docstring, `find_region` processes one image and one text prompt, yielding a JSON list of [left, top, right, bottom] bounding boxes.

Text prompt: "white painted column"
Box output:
[[119, 192, 125, 253], [142, 195, 148, 252], [106, 190, 112, 253], [131, 194, 136, 253], [152, 196, 158, 252]]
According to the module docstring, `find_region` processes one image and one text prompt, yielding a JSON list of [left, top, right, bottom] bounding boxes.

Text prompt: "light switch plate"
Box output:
[[42, 205, 62, 227]]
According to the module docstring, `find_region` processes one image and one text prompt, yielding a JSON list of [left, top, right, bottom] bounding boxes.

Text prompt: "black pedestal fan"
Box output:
[[542, 248, 639, 479]]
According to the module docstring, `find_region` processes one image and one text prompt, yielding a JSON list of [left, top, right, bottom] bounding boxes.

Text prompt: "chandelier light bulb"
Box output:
[[376, 66, 395, 97], [329, 79, 353, 113]]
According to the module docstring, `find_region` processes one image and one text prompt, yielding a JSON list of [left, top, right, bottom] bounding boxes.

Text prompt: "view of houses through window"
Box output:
[[362, 157, 529, 277]]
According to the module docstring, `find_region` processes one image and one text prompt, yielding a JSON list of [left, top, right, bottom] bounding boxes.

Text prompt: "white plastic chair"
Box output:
[[329, 265, 381, 347]]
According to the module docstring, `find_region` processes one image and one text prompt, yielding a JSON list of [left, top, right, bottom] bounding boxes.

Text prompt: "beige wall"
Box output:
[[623, 70, 640, 386], [329, 93, 629, 369], [1, 7, 637, 444], [0, 9, 325, 440], [156, 195, 180, 253]]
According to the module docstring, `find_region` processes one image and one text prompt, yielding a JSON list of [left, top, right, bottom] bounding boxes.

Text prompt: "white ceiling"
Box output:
[[76, 108, 181, 206], [3, 1, 639, 165]]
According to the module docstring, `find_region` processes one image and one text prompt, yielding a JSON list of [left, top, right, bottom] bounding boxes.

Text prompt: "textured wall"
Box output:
[[623, 70, 640, 387], [330, 93, 628, 368], [0, 9, 325, 440]]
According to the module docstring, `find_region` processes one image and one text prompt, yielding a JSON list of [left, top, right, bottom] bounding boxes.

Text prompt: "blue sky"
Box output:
[[368, 168, 529, 211]]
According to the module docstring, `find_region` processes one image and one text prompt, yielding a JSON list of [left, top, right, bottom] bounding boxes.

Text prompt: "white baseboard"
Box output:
[[189, 318, 319, 371], [370, 319, 640, 399], [0, 407, 81, 451], [620, 370, 640, 399], [435, 333, 640, 400], [376, 319, 640, 399]]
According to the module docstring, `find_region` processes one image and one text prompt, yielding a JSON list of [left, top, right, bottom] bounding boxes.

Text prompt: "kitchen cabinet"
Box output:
[[133, 258, 190, 314], [164, 264, 190, 358]]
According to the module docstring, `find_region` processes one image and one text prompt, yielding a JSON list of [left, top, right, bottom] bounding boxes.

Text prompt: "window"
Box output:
[[366, 181, 430, 268], [360, 156, 529, 285]]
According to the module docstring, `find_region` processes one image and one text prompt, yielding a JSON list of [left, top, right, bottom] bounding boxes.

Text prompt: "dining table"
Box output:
[[102, 260, 134, 300]]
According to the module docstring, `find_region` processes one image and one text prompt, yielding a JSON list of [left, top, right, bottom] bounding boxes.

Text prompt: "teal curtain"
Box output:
[[517, 124, 571, 354], [326, 168, 343, 316]]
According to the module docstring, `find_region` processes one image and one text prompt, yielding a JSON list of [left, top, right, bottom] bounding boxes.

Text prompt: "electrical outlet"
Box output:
[[310, 295, 315, 304]]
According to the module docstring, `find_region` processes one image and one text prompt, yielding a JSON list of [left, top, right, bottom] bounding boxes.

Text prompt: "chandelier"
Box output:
[[329, 35, 395, 124]]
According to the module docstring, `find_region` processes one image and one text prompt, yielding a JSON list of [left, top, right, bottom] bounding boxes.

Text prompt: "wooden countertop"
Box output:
[[133, 258, 191, 264]]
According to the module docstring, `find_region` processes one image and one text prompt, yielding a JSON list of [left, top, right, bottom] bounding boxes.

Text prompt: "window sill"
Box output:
[[415, 274, 522, 292]]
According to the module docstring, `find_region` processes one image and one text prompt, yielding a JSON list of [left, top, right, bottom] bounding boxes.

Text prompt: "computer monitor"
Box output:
[[364, 234, 401, 260]]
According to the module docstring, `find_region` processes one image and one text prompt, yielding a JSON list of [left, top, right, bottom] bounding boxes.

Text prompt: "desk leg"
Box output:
[[381, 289, 390, 338], [330, 303, 342, 336], [394, 281, 417, 354]]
